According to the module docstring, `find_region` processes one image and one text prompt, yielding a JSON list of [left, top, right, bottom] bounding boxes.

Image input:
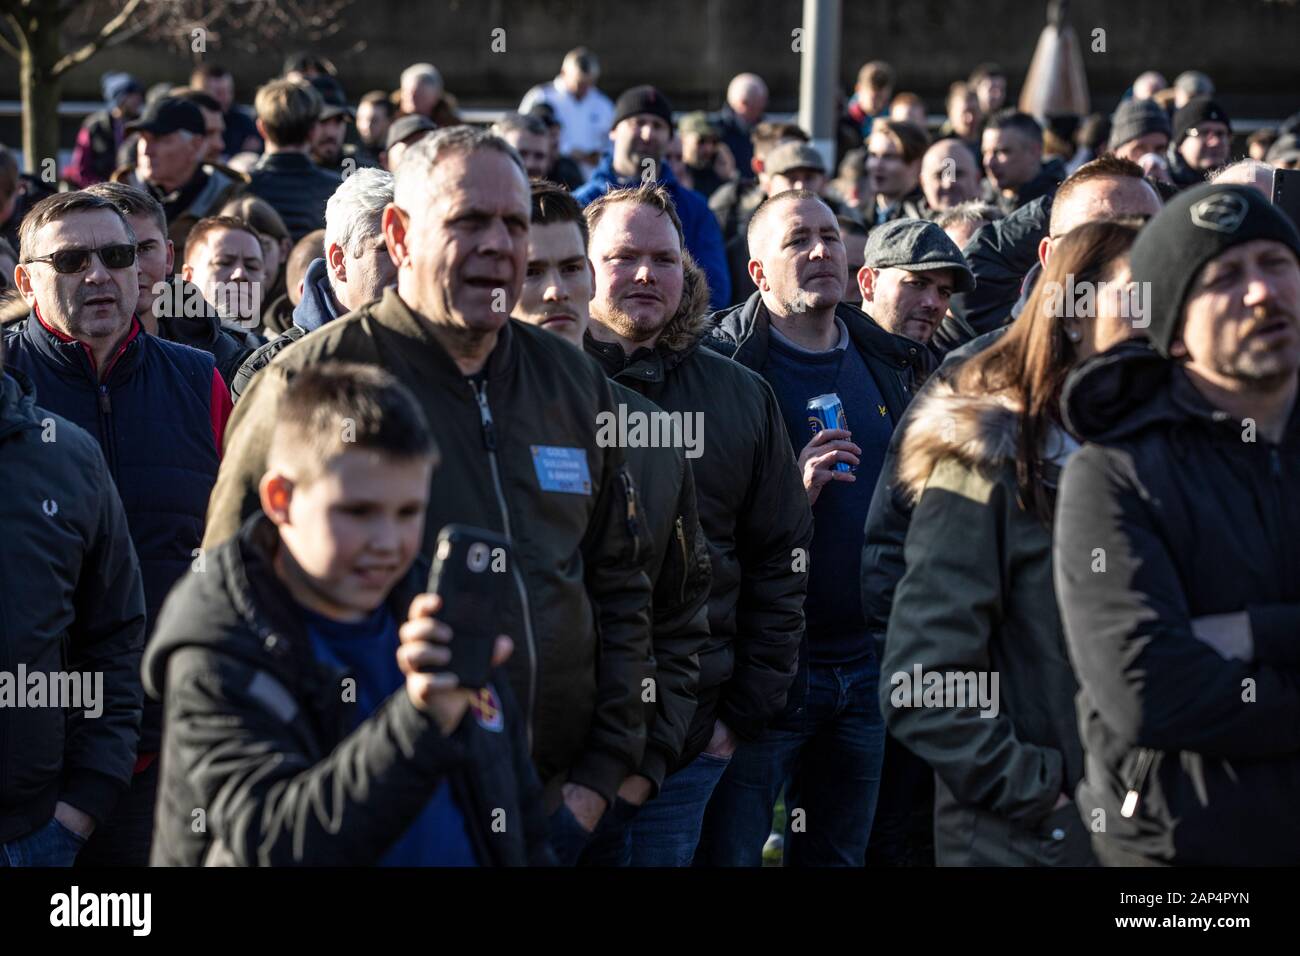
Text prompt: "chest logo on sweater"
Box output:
[[469, 685, 504, 732], [530, 445, 592, 495]]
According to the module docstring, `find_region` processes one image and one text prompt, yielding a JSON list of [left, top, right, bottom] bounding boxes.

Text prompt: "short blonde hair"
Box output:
[[254, 78, 322, 147]]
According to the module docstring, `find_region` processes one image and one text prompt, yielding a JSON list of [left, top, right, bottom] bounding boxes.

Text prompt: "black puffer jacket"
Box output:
[[0, 368, 145, 844], [1055, 343, 1300, 865], [144, 514, 553, 866], [245, 152, 342, 242], [584, 268, 812, 758]]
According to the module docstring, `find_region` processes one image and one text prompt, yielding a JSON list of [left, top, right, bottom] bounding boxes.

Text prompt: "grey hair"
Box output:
[[401, 62, 443, 92], [933, 200, 1005, 232], [392, 126, 525, 210], [325, 166, 394, 258]]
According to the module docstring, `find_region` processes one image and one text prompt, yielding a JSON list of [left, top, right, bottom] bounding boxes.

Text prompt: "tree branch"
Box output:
[[52, 0, 154, 76]]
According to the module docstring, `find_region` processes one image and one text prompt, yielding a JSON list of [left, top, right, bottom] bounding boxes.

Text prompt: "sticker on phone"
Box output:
[[530, 445, 592, 495]]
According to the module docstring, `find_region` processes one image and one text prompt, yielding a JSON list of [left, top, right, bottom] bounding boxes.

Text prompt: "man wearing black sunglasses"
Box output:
[[3, 190, 232, 867]]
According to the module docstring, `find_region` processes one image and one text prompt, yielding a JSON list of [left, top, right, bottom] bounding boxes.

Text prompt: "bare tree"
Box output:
[[0, 0, 352, 175]]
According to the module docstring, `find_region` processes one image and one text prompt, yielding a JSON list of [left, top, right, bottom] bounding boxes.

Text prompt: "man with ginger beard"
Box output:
[[582, 183, 811, 866], [511, 180, 712, 866]]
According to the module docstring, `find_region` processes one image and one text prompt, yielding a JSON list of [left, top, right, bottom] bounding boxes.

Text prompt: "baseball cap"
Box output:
[[126, 97, 206, 137], [310, 75, 355, 121], [863, 218, 976, 292], [385, 113, 437, 152], [678, 111, 717, 139], [765, 141, 827, 177]]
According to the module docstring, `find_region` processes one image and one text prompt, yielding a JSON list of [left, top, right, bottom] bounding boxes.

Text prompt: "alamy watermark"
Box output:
[[595, 403, 704, 459], [0, 666, 103, 718], [888, 664, 1000, 718], [1041, 275, 1151, 329]]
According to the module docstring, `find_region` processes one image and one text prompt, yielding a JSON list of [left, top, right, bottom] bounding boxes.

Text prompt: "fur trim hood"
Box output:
[[897, 382, 1022, 502], [657, 255, 715, 356]]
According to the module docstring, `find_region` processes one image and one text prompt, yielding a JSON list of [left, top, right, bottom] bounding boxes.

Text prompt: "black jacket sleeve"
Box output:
[[61, 448, 147, 824], [949, 195, 1050, 337], [640, 460, 711, 790], [720, 378, 814, 741], [861, 413, 914, 645], [164, 646, 477, 866], [570, 395, 654, 804], [1055, 446, 1300, 758]]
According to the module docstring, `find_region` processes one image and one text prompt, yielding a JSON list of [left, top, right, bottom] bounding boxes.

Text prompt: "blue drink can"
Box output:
[[806, 393, 853, 473]]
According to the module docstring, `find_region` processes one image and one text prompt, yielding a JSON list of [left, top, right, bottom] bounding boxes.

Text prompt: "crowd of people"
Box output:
[[0, 42, 1298, 869]]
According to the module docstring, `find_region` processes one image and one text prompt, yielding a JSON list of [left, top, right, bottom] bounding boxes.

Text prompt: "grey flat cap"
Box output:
[[863, 218, 976, 292]]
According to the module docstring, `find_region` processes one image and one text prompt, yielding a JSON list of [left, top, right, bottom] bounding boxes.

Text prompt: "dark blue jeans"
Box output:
[[548, 797, 641, 867], [697, 655, 886, 866], [625, 751, 732, 866], [0, 816, 87, 867]]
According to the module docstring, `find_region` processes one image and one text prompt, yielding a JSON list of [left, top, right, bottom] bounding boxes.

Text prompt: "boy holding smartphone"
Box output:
[[144, 362, 553, 866]]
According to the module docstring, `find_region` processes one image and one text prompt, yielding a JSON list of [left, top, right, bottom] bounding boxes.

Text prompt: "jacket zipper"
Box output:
[[674, 516, 688, 604], [469, 378, 538, 746], [1120, 747, 1155, 818], [622, 471, 641, 565]]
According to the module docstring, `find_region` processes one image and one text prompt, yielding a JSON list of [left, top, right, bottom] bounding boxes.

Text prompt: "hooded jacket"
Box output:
[[229, 258, 341, 401], [144, 514, 553, 866], [0, 368, 146, 844], [881, 380, 1093, 866], [584, 269, 812, 759], [573, 156, 732, 308], [1054, 343, 1300, 865], [202, 288, 653, 807]]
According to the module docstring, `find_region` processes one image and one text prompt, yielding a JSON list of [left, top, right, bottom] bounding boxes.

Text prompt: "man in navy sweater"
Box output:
[[702, 190, 936, 865]]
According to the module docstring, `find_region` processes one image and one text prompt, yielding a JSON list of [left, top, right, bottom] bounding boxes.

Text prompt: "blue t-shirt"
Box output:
[[304, 604, 479, 866], [763, 319, 893, 663]]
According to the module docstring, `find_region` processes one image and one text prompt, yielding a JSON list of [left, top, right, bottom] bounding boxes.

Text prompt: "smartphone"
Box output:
[[425, 524, 512, 689], [1273, 168, 1300, 230]]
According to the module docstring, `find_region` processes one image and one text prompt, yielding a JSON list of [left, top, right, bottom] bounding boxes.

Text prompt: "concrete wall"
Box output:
[[4, 0, 1298, 118]]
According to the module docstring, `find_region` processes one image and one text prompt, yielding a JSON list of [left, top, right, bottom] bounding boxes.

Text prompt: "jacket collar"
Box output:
[[24, 306, 144, 384], [254, 151, 315, 172], [713, 291, 925, 376], [370, 286, 520, 383]]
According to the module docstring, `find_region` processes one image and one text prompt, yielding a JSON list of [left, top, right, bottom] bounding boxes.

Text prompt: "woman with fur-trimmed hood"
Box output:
[[879, 220, 1142, 866]]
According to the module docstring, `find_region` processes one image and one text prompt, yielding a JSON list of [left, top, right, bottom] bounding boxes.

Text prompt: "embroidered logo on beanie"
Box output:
[[1190, 192, 1249, 234]]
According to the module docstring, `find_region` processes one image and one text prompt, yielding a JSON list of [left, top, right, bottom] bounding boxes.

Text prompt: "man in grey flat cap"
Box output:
[[857, 218, 975, 348]]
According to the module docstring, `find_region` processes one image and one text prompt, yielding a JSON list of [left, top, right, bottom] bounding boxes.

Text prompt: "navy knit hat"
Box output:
[[1129, 183, 1300, 355], [613, 86, 673, 129]]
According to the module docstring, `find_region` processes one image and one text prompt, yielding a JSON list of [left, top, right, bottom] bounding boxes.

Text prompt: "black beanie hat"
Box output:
[[1172, 96, 1231, 144], [613, 85, 674, 129], [1108, 98, 1172, 151], [1130, 183, 1300, 355]]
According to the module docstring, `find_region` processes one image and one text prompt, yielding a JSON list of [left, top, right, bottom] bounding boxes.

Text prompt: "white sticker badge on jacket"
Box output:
[[530, 445, 592, 495]]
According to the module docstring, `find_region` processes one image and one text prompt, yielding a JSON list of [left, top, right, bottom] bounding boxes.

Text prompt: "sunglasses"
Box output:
[[24, 243, 137, 274]]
